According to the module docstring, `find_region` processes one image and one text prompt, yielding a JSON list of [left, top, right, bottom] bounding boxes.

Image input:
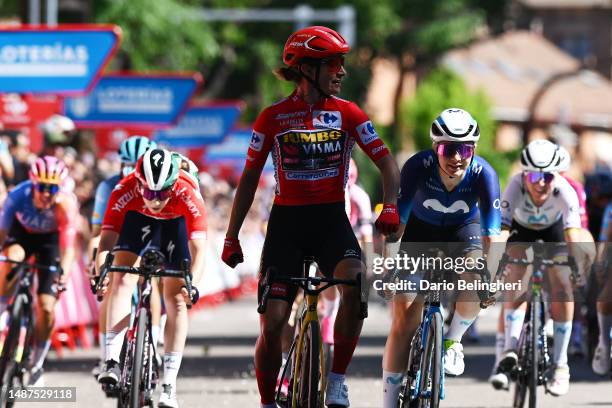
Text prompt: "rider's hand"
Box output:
[[58, 273, 68, 287], [96, 275, 110, 298], [222, 237, 244, 268], [375, 204, 400, 235], [181, 286, 200, 306]]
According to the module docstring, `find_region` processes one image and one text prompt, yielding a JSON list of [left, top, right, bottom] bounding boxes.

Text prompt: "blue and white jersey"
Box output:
[[397, 150, 501, 236], [91, 174, 121, 226], [501, 173, 581, 231], [0, 181, 59, 233]]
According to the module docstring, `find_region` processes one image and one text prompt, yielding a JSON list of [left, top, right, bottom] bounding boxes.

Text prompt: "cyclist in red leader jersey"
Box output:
[[222, 26, 400, 408]]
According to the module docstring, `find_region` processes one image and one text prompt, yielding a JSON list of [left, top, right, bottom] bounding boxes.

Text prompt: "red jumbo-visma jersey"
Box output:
[[101, 172, 207, 240], [246, 91, 389, 205]]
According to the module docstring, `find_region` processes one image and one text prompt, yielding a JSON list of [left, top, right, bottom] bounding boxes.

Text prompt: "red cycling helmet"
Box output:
[[283, 26, 350, 66]]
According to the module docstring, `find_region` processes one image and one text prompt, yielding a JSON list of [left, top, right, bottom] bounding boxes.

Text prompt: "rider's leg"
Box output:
[[495, 305, 505, 366], [382, 296, 422, 408], [321, 286, 339, 345], [105, 251, 140, 363], [0, 244, 26, 315], [97, 281, 112, 365], [502, 245, 528, 355], [161, 276, 190, 390], [445, 249, 485, 348], [330, 259, 364, 379], [254, 299, 292, 407], [548, 265, 574, 368], [594, 273, 612, 374], [28, 293, 55, 380], [150, 277, 162, 348]]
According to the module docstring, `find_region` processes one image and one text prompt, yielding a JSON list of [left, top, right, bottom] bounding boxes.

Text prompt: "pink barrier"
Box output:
[[54, 254, 99, 329]]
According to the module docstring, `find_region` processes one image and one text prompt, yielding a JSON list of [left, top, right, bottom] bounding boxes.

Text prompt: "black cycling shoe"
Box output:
[[97, 359, 121, 385], [498, 349, 518, 373]]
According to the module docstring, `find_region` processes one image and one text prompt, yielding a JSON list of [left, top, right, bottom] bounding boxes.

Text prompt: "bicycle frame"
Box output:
[[118, 273, 158, 404], [404, 266, 446, 406], [496, 247, 579, 406], [95, 249, 192, 406], [259, 258, 364, 408], [0, 257, 62, 404], [414, 304, 446, 401], [291, 263, 326, 408], [0, 267, 35, 368]]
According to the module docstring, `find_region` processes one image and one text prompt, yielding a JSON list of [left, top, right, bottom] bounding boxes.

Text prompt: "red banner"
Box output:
[[0, 94, 62, 153]]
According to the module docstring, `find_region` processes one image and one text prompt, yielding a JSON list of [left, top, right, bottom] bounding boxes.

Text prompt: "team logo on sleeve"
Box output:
[[356, 121, 379, 145], [250, 131, 264, 152], [313, 111, 342, 129]]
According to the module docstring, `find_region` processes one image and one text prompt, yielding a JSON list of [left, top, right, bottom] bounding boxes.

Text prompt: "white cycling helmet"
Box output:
[[430, 108, 480, 143], [41, 114, 76, 144], [557, 145, 571, 172], [520, 139, 563, 172]]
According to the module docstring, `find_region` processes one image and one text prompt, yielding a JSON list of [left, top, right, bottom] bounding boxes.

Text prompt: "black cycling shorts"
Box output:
[[401, 214, 483, 254], [506, 218, 567, 257], [3, 219, 60, 296], [258, 202, 362, 304], [115, 211, 191, 269]]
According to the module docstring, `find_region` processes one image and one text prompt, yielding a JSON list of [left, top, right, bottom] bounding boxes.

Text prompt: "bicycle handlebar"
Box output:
[[0, 255, 62, 274], [483, 253, 580, 305], [0, 255, 65, 295], [93, 250, 196, 309], [257, 267, 365, 318]]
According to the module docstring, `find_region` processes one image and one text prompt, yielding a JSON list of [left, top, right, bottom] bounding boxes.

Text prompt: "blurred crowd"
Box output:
[[0, 115, 274, 294], [1, 113, 612, 288]]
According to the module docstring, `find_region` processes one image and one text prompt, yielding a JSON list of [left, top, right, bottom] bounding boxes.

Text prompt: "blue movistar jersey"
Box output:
[[0, 181, 59, 233], [397, 150, 501, 236], [91, 174, 121, 226]]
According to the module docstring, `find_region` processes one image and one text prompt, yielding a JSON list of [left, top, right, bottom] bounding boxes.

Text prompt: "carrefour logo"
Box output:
[[250, 131, 264, 152], [356, 121, 379, 145], [0, 43, 89, 76], [313, 110, 342, 129]]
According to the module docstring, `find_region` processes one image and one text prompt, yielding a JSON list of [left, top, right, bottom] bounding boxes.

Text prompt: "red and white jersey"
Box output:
[[102, 172, 208, 240], [245, 91, 390, 205]]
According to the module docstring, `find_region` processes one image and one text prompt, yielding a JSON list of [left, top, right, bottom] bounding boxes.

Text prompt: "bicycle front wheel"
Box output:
[[129, 311, 148, 408], [513, 321, 530, 408], [417, 312, 442, 408], [294, 321, 321, 408], [528, 301, 540, 408], [0, 294, 29, 408]]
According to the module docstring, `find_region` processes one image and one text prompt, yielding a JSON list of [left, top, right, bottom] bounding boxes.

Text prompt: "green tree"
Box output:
[[403, 68, 518, 185], [94, 0, 220, 71]]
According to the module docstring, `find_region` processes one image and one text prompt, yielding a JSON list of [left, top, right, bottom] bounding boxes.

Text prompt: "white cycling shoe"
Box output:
[[325, 377, 349, 407], [547, 365, 570, 397], [592, 344, 611, 376], [444, 342, 465, 376], [158, 384, 179, 408]]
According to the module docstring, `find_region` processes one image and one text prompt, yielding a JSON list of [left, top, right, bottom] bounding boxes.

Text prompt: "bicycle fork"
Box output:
[[291, 292, 324, 408], [413, 307, 445, 401]]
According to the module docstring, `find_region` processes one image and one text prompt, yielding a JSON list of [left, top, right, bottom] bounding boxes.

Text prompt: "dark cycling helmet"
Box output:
[[283, 26, 350, 66], [585, 169, 612, 198]]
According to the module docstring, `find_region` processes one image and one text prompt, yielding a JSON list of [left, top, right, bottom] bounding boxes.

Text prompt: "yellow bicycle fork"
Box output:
[[291, 291, 325, 408]]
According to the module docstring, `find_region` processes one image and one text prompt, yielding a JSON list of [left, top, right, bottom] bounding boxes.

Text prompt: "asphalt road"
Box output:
[[30, 296, 612, 408]]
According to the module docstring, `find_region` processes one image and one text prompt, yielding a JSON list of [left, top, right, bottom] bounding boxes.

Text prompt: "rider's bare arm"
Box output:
[[188, 237, 206, 287], [55, 192, 79, 280], [374, 155, 400, 206]]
